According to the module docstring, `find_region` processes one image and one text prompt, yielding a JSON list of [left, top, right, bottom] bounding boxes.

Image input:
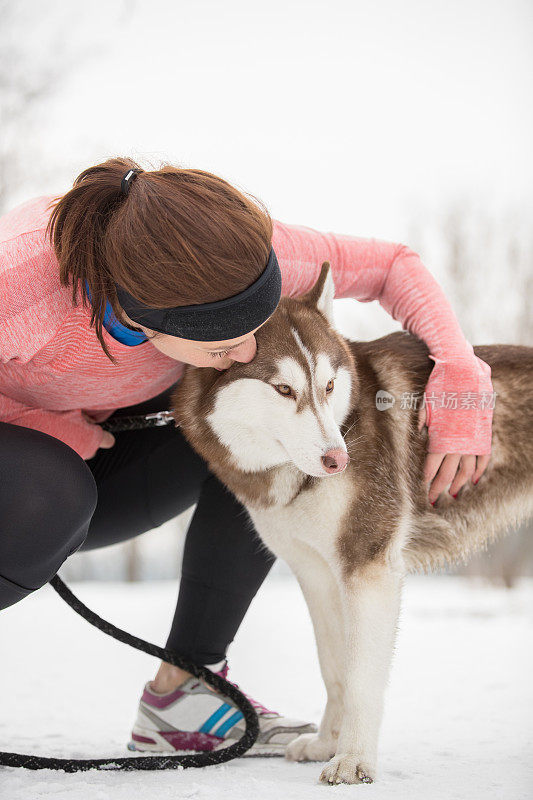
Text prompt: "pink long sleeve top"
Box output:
[[0, 196, 493, 461]]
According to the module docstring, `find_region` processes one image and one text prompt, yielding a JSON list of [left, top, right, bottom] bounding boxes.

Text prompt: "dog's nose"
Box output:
[[321, 448, 350, 473]]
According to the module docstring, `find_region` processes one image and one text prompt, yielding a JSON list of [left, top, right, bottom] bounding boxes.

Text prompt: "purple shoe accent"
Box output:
[[131, 732, 157, 745], [159, 729, 224, 752], [215, 663, 278, 716], [217, 663, 230, 680], [142, 684, 185, 709]]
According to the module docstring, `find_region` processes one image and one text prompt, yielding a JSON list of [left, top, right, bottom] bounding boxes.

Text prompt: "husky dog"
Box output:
[[170, 263, 533, 785]]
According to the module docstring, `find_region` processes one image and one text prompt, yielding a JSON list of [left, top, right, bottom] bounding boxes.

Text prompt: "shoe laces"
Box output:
[[215, 663, 279, 717]]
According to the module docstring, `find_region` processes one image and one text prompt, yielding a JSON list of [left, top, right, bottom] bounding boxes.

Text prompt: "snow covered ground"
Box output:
[[1, 574, 532, 799]]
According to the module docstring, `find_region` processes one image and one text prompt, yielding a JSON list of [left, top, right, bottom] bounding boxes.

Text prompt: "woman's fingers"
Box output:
[[448, 454, 476, 496], [99, 430, 116, 449], [423, 452, 445, 485], [425, 452, 491, 504], [426, 453, 462, 504], [472, 454, 491, 483], [418, 406, 491, 501]]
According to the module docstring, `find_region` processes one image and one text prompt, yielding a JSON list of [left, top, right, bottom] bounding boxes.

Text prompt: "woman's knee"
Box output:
[[0, 424, 98, 585], [23, 429, 97, 525]]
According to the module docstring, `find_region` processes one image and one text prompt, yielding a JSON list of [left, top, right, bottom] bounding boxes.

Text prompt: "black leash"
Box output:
[[0, 575, 259, 773]]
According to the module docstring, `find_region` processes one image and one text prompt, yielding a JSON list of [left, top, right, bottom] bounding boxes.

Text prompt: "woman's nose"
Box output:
[[228, 337, 257, 363]]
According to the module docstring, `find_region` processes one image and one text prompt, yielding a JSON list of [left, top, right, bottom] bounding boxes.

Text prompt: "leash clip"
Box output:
[[144, 410, 176, 427]]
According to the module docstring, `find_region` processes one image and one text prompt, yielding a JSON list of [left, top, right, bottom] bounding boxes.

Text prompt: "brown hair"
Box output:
[[46, 156, 273, 364]]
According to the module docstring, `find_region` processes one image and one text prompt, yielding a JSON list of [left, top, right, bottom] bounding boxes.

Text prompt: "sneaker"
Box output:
[[128, 661, 317, 756]]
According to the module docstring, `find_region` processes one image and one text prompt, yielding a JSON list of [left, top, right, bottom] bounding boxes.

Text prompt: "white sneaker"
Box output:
[[128, 661, 317, 756]]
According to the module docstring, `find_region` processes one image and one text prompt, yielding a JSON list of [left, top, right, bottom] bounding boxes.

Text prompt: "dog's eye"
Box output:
[[275, 384, 293, 397], [326, 379, 334, 394]]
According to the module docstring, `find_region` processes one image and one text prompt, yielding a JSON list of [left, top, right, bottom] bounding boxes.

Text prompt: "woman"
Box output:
[[0, 157, 493, 755]]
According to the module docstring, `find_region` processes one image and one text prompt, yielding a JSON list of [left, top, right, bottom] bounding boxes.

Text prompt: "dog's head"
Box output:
[[173, 262, 359, 478]]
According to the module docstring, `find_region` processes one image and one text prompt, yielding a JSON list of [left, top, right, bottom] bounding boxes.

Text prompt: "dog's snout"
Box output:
[[321, 448, 350, 474]]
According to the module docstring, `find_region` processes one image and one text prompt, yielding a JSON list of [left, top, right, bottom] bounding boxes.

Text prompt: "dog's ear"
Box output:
[[298, 261, 336, 325]]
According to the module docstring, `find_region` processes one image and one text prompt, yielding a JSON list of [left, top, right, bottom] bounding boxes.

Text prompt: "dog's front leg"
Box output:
[[285, 547, 345, 762], [319, 560, 403, 785]]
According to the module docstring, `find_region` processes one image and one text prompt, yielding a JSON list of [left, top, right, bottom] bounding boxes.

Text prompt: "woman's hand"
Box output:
[[81, 411, 115, 452], [418, 405, 490, 504], [99, 429, 116, 449]]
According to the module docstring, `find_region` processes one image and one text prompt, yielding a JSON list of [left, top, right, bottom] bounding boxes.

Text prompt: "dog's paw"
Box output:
[[285, 733, 337, 763], [319, 753, 375, 785]]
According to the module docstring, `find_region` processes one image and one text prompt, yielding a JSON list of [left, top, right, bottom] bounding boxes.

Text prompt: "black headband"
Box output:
[[115, 246, 282, 341]]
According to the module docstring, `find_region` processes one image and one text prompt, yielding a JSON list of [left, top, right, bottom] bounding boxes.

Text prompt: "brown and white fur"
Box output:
[[170, 262, 533, 785]]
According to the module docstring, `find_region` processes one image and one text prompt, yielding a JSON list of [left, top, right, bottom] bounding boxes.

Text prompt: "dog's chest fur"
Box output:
[[235, 463, 355, 563]]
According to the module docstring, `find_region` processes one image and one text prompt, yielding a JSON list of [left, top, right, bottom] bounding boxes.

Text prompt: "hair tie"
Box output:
[[120, 168, 142, 196]]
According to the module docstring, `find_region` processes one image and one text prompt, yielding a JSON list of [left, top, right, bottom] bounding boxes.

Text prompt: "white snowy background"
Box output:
[[1, 1, 532, 798], [2, 577, 533, 799]]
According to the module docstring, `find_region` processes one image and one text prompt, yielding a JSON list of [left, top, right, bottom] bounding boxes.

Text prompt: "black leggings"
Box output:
[[0, 384, 275, 665]]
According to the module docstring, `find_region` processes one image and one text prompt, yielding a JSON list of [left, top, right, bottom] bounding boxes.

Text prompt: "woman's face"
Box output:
[[120, 310, 266, 371]]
